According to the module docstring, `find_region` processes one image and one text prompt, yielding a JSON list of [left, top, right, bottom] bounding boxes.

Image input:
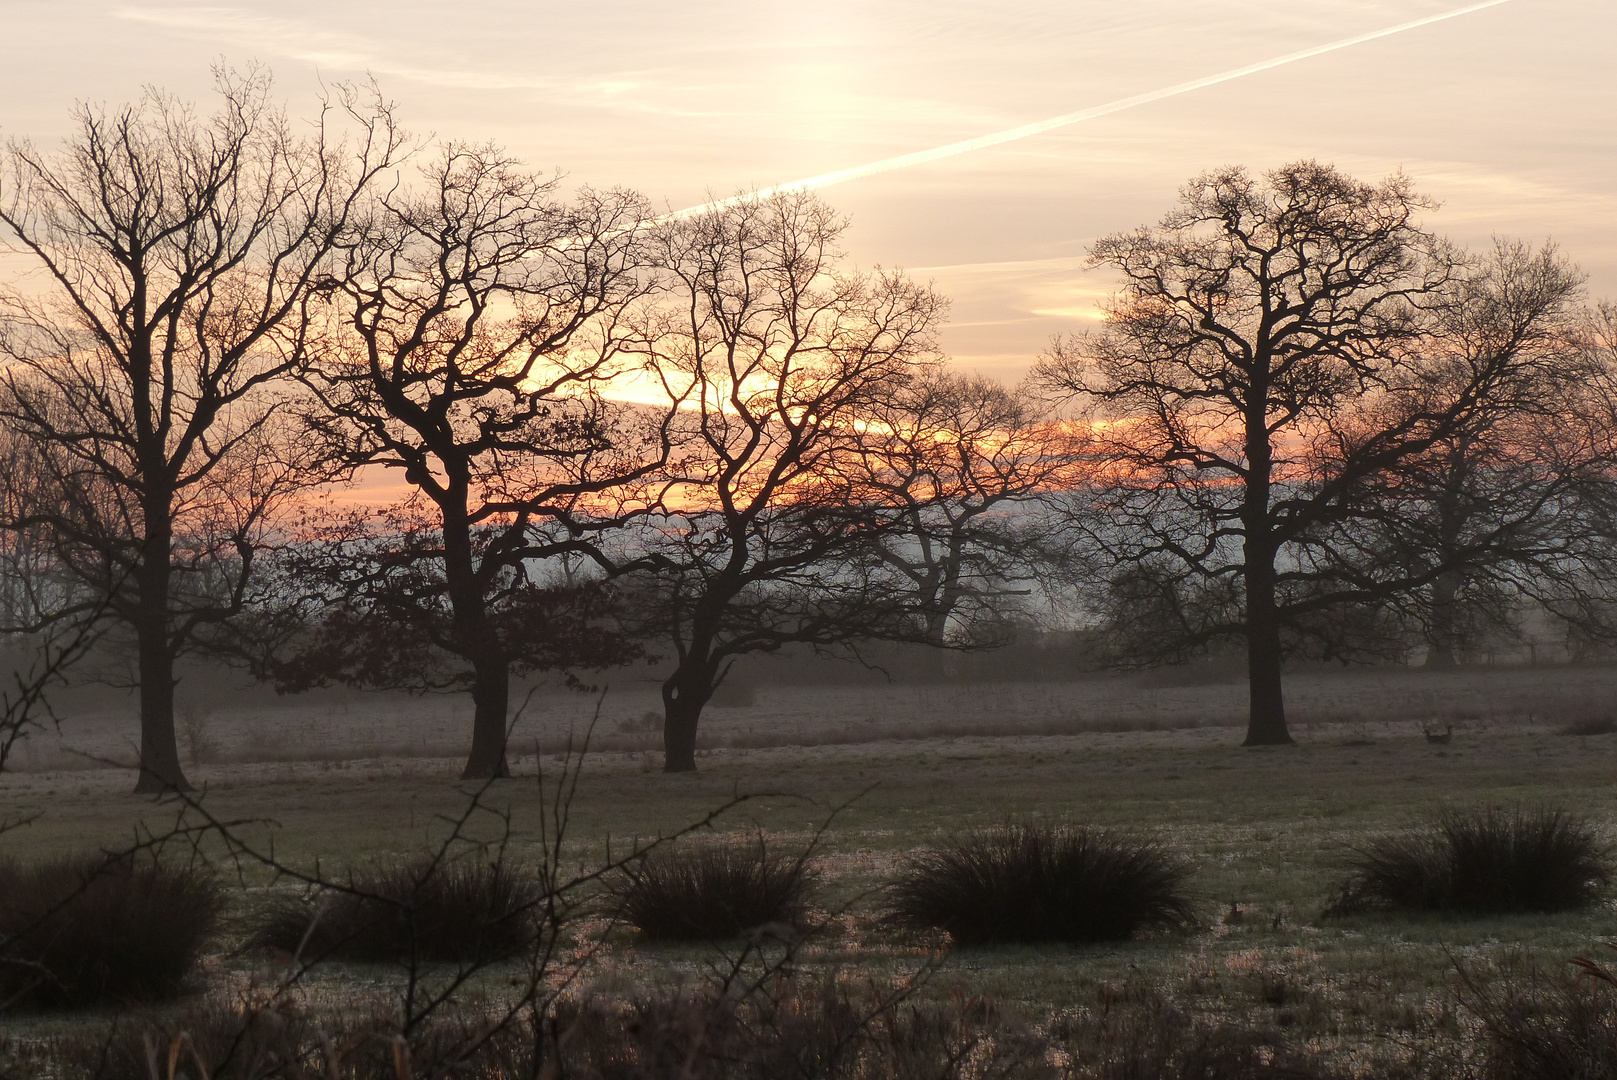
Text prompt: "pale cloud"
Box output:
[[7, 0, 1613, 379], [111, 5, 734, 117]]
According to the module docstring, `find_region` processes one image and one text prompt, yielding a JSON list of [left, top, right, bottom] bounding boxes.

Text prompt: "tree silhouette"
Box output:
[[291, 144, 670, 778], [1037, 163, 1591, 746], [0, 68, 402, 790], [624, 191, 946, 772], [864, 372, 1086, 653]]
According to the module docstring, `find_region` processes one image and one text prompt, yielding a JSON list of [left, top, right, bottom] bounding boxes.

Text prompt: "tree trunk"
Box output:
[[1240, 400, 1292, 747], [461, 647, 511, 780], [661, 664, 713, 773], [1425, 569, 1462, 668], [1242, 544, 1293, 746], [922, 609, 954, 681], [441, 492, 512, 781], [133, 530, 190, 793]]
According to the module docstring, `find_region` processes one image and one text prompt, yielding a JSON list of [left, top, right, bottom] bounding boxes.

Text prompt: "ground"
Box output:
[[2, 664, 1616, 1072]]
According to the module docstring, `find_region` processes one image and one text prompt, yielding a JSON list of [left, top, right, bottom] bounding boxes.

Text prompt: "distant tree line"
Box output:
[[3, 72, 1614, 787]]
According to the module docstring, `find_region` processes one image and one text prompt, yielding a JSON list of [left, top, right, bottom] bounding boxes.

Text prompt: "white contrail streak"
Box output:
[[671, 0, 1514, 218]]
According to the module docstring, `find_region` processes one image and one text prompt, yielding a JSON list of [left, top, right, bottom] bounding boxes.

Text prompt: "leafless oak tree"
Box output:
[[287, 144, 670, 779], [1347, 245, 1617, 667], [622, 192, 946, 772], [0, 68, 402, 790], [1035, 162, 1591, 746], [863, 371, 1089, 653]]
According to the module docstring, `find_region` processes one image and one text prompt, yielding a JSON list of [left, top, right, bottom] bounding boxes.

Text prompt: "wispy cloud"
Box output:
[[112, 5, 725, 115], [672, 0, 1517, 215]]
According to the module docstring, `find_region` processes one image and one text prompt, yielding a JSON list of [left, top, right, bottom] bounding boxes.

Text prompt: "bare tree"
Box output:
[[286, 143, 669, 779], [1380, 288, 1617, 665], [863, 371, 1088, 652], [0, 67, 402, 791], [622, 192, 946, 772], [1035, 162, 1587, 746]]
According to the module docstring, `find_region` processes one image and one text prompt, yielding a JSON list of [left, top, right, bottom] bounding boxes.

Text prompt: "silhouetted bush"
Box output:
[[1328, 806, 1612, 916], [248, 853, 538, 964], [604, 836, 816, 941], [0, 855, 220, 1010], [1455, 945, 1617, 1080], [884, 823, 1195, 946]]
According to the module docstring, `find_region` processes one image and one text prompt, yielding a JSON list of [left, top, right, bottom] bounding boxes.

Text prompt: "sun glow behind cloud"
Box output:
[[666, 0, 1517, 218], [5, 0, 1612, 388]]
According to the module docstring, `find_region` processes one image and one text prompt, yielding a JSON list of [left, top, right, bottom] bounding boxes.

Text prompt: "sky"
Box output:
[[3, 0, 1613, 384]]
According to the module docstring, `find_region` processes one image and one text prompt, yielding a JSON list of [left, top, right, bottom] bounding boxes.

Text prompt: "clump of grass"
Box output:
[[884, 823, 1195, 946], [248, 854, 539, 964], [0, 855, 221, 1010], [603, 836, 816, 941], [1328, 806, 1612, 916]]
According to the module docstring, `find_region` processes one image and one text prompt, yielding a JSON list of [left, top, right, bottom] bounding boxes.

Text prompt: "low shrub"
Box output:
[[0, 855, 221, 1010], [603, 836, 816, 941], [248, 853, 539, 964], [1328, 806, 1612, 916], [884, 823, 1195, 946]]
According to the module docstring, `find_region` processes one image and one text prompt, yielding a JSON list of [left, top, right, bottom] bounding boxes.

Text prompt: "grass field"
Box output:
[[3, 667, 1617, 1073]]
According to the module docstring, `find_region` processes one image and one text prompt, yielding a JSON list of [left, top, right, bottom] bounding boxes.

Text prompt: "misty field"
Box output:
[[3, 666, 1616, 1074]]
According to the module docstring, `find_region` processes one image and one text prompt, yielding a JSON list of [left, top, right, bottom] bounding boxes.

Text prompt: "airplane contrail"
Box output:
[[671, 0, 1514, 218]]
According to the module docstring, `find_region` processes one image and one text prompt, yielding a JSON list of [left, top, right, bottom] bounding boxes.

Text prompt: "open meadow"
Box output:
[[3, 665, 1616, 1075]]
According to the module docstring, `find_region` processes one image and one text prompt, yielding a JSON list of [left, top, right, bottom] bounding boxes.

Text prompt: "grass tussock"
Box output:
[[884, 823, 1195, 946], [604, 836, 816, 941], [248, 853, 539, 964], [1328, 806, 1612, 917], [0, 856, 220, 1011]]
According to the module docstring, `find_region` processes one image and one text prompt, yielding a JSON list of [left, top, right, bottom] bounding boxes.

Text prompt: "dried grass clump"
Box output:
[[553, 977, 1050, 1079], [0, 855, 221, 1010], [1329, 806, 1612, 916], [885, 823, 1195, 946], [48, 1001, 316, 1080], [44, 976, 1052, 1079], [603, 836, 816, 941], [248, 854, 539, 964], [1050, 987, 1343, 1079], [1456, 944, 1617, 1080]]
